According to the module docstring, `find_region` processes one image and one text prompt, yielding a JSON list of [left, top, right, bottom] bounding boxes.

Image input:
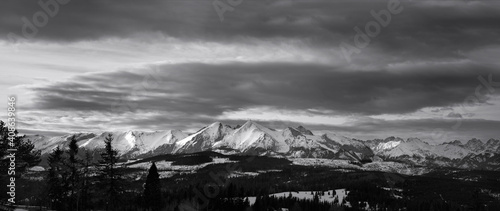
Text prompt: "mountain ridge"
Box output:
[[25, 121, 500, 171]]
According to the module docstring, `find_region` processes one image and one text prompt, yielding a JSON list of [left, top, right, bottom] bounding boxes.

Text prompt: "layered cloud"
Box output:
[[27, 62, 499, 115], [18, 62, 500, 141], [1, 0, 499, 141]]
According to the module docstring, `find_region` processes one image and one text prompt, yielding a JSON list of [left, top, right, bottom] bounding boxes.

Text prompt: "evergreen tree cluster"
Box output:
[[0, 121, 41, 204], [251, 195, 341, 211], [46, 135, 95, 210], [46, 133, 164, 211]]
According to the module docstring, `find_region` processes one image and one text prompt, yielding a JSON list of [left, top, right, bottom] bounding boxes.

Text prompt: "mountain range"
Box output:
[[25, 121, 500, 171]]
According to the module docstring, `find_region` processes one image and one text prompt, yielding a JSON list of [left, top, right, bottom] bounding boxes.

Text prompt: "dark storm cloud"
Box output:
[[2, 0, 500, 62], [0, 0, 220, 41], [29, 62, 500, 117]]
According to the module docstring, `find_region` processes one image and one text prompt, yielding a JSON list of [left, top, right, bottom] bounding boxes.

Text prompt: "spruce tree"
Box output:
[[47, 146, 67, 210], [144, 162, 162, 210], [0, 120, 41, 172], [1, 120, 42, 204], [291, 202, 302, 211], [80, 149, 94, 210], [98, 134, 122, 211], [244, 197, 250, 207], [67, 135, 81, 210]]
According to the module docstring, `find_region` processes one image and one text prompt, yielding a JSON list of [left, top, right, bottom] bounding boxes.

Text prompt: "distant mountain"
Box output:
[[370, 137, 500, 170], [25, 121, 500, 171], [296, 125, 314, 135], [26, 130, 188, 158]]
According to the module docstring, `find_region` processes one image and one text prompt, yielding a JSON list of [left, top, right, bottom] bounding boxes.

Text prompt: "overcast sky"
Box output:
[[1, 0, 500, 143]]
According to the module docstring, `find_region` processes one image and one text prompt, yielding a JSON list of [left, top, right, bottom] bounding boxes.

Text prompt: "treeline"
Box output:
[[44, 134, 167, 211], [46, 134, 126, 210], [0, 119, 163, 211], [0, 121, 41, 204], [207, 195, 344, 211]]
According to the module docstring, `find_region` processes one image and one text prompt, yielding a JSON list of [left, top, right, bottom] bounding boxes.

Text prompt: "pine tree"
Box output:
[[244, 197, 250, 207], [291, 202, 302, 211], [314, 192, 320, 203], [0, 120, 42, 204], [47, 146, 68, 210], [0, 120, 41, 172], [98, 134, 123, 211], [253, 195, 262, 211], [227, 183, 236, 198], [144, 162, 162, 210], [80, 149, 94, 210], [67, 135, 81, 210]]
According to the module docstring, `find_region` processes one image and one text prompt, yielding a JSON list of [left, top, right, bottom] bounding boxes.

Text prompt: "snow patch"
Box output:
[[246, 189, 349, 205]]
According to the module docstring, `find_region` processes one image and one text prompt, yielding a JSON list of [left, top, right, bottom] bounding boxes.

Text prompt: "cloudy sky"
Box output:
[[1, 0, 500, 143]]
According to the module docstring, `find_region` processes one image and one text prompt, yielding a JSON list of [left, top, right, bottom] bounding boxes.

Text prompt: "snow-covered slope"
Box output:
[[28, 121, 351, 159], [374, 140, 401, 152], [464, 138, 485, 152], [26, 130, 187, 157], [484, 139, 500, 154], [375, 138, 434, 158], [26, 121, 500, 170], [432, 141, 470, 159], [173, 122, 233, 154], [371, 137, 500, 160], [26, 133, 98, 155], [213, 121, 290, 154]]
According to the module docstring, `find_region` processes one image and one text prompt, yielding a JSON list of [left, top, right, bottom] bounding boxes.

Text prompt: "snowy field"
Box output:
[[126, 158, 237, 178], [228, 169, 282, 178], [125, 157, 430, 179], [246, 189, 350, 206], [126, 158, 288, 179], [381, 187, 404, 199], [291, 158, 430, 175], [127, 158, 236, 170], [291, 158, 356, 169]]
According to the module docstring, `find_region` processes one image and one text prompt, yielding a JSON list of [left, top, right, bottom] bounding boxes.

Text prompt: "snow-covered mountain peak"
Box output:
[[485, 139, 500, 153], [376, 137, 435, 158], [384, 136, 404, 142], [173, 122, 232, 153], [443, 140, 463, 146], [405, 138, 430, 146], [239, 120, 258, 130], [322, 133, 359, 146], [466, 138, 483, 145], [374, 140, 401, 151], [296, 125, 314, 135], [239, 120, 268, 131], [125, 130, 137, 143], [209, 121, 223, 128], [282, 127, 303, 138], [486, 138, 499, 146], [205, 121, 225, 133], [169, 129, 187, 138], [464, 138, 485, 151], [210, 121, 293, 154]]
